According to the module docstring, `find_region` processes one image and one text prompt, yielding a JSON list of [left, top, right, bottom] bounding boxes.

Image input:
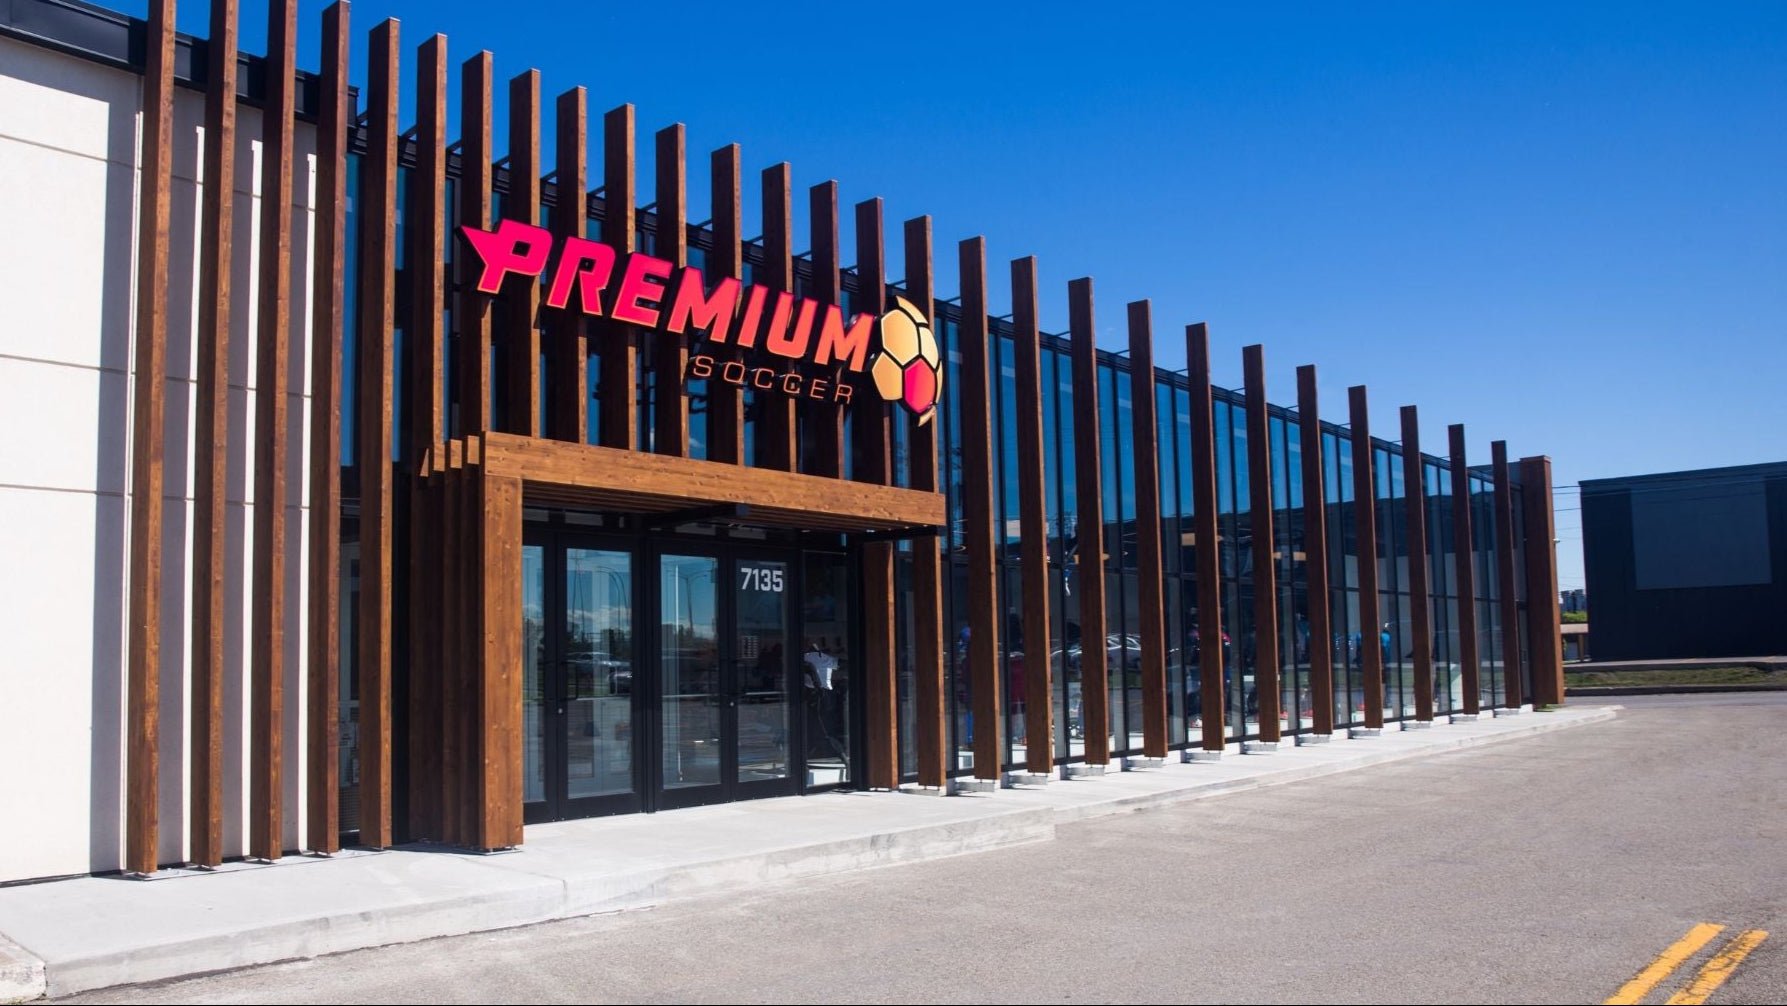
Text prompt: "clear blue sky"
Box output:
[[142, 0, 1786, 592]]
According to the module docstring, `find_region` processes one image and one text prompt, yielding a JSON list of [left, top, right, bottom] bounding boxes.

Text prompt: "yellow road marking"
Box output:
[[1604, 923, 1726, 1005], [1664, 929, 1770, 1005]]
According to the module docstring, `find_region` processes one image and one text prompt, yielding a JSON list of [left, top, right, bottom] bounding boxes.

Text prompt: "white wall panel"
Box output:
[[0, 33, 323, 879]]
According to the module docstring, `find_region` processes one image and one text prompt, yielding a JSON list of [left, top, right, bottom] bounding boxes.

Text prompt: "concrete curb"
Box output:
[[2, 706, 1615, 999], [1566, 684, 1787, 696], [1567, 657, 1787, 674], [0, 934, 45, 1004], [1048, 706, 1619, 824]]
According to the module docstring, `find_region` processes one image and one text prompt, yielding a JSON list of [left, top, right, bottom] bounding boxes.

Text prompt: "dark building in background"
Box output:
[[1582, 462, 1787, 661]]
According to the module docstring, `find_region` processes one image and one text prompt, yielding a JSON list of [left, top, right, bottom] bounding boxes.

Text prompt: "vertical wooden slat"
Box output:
[[125, 0, 175, 875], [1012, 258, 1054, 773], [405, 32, 448, 842], [435, 463, 458, 842], [598, 104, 636, 449], [905, 215, 947, 789], [499, 71, 540, 437], [706, 145, 744, 464], [1492, 441, 1523, 709], [410, 35, 446, 457], [1400, 406, 1435, 722], [249, 0, 298, 862], [451, 456, 476, 844], [547, 88, 587, 444], [306, 0, 348, 855], [477, 468, 525, 848], [1521, 455, 1565, 708], [356, 18, 400, 848], [807, 182, 842, 478], [856, 199, 896, 789], [1349, 386, 1384, 730], [861, 551, 896, 790], [1128, 302, 1169, 758], [1068, 279, 1109, 763], [1297, 365, 1334, 737], [1242, 345, 1280, 745], [851, 198, 889, 485], [1449, 424, 1481, 715], [959, 237, 1001, 780], [189, 0, 237, 868], [459, 52, 494, 436], [757, 163, 795, 470], [652, 124, 688, 456], [1187, 323, 1224, 753]]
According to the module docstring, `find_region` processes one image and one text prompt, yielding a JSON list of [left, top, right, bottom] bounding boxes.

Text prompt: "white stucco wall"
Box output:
[[0, 34, 318, 882]]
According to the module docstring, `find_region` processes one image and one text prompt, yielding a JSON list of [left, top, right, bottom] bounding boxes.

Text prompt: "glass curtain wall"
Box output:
[[1379, 446, 1413, 720], [1473, 474, 1502, 709], [1427, 462, 1456, 716], [330, 130, 1521, 814], [1275, 412, 1307, 737]]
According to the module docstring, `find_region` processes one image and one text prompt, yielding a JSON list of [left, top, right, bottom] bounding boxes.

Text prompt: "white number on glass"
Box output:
[[740, 566, 784, 593]]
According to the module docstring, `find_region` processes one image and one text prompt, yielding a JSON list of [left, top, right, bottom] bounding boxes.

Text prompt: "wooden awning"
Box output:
[[451, 432, 945, 534]]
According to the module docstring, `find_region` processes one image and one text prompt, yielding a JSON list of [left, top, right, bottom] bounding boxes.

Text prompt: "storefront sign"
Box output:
[[460, 220, 939, 423]]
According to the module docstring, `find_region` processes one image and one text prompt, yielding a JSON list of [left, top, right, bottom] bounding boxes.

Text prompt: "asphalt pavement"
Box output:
[[57, 694, 1785, 1004]]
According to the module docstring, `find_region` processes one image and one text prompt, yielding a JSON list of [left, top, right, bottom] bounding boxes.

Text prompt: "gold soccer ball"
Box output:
[[870, 297, 941, 424]]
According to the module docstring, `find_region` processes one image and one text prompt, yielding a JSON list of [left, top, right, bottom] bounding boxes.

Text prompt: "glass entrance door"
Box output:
[[655, 551, 797, 809], [524, 533, 643, 823]]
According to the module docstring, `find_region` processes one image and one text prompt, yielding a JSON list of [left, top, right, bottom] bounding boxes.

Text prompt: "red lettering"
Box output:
[[759, 291, 796, 358], [461, 220, 551, 294], [611, 253, 674, 326], [722, 360, 746, 384], [782, 374, 802, 395], [767, 295, 815, 359], [809, 377, 830, 399], [736, 285, 769, 349], [543, 236, 616, 315], [664, 270, 740, 343], [835, 381, 853, 404], [814, 306, 876, 371], [688, 354, 714, 379], [751, 367, 775, 389]]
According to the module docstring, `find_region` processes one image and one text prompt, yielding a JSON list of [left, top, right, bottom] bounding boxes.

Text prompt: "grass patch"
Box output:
[[1564, 666, 1781, 688]]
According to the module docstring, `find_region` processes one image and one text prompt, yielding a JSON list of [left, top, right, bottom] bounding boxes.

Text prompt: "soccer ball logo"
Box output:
[[869, 297, 941, 425]]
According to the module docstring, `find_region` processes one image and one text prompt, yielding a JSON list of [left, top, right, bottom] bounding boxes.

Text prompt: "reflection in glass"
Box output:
[[806, 554, 854, 786], [523, 545, 545, 804], [566, 548, 633, 799], [736, 559, 791, 783], [661, 554, 721, 789]]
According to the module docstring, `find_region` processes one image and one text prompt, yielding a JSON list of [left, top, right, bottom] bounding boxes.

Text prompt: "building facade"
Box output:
[[0, 0, 1566, 884], [1582, 462, 1787, 661]]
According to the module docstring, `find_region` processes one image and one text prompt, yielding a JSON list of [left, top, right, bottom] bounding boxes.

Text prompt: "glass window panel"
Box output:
[[1115, 371, 1137, 567], [660, 554, 720, 790], [999, 336, 1020, 552], [567, 548, 635, 799], [1099, 363, 1120, 554], [803, 553, 854, 786]]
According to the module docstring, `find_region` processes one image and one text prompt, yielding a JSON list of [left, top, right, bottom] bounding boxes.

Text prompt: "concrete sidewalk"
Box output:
[[0, 705, 1616, 1000]]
